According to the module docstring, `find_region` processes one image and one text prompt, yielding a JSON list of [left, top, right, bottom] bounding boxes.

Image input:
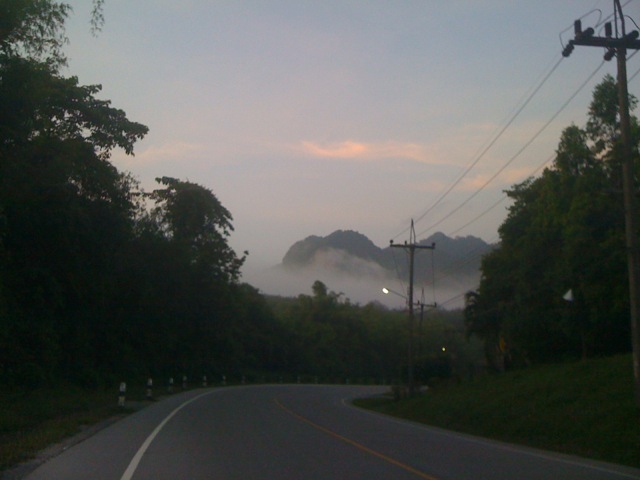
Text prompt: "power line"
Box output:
[[400, 5, 629, 242], [391, 56, 566, 243], [415, 59, 607, 239], [447, 152, 555, 237], [393, 3, 637, 244], [529, 0, 640, 405]]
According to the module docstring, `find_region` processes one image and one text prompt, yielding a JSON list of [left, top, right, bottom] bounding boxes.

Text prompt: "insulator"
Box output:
[[579, 27, 595, 39], [574, 19, 582, 35], [562, 42, 575, 57], [604, 48, 616, 61]]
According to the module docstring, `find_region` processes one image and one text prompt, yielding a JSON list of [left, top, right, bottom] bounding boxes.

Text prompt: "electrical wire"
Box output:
[[431, 2, 639, 239], [447, 152, 555, 237], [596, 0, 633, 29], [392, 1, 638, 310], [420, 235, 499, 294], [395, 53, 564, 240], [437, 292, 467, 309], [390, 247, 406, 300], [392, 2, 635, 243], [415, 59, 607, 239], [391, 56, 565, 243], [559, 9, 603, 49], [432, 64, 635, 311]]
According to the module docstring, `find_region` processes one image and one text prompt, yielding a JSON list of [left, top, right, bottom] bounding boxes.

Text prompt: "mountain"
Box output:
[[283, 230, 385, 267], [281, 230, 493, 284]]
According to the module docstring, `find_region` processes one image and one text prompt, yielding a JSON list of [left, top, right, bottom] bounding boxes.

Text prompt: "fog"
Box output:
[[242, 248, 478, 309]]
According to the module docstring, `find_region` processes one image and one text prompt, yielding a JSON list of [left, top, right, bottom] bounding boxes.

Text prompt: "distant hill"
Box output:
[[283, 230, 385, 267], [281, 230, 493, 284]]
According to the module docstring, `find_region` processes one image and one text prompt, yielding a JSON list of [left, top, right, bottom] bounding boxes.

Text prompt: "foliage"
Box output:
[[0, 0, 70, 65], [356, 354, 640, 468], [0, 0, 479, 394], [0, 0, 105, 65], [266, 282, 481, 385], [465, 75, 638, 367], [147, 177, 245, 284], [0, 0, 257, 388], [0, 385, 121, 470]]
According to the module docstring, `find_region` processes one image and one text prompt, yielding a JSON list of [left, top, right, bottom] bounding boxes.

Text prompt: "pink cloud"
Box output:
[[299, 140, 439, 163]]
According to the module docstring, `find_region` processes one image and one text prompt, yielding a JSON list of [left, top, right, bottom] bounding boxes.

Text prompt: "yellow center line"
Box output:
[[274, 397, 441, 480]]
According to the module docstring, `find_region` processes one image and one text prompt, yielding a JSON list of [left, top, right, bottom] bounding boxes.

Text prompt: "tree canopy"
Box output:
[[0, 0, 257, 387], [465, 75, 639, 370], [2, 1, 460, 389]]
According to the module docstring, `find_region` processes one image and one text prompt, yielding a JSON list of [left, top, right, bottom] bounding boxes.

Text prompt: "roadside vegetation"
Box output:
[[0, 386, 121, 471], [2, 1, 640, 475], [356, 354, 640, 469]]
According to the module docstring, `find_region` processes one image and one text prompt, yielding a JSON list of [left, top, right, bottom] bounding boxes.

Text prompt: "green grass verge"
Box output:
[[354, 354, 640, 468], [0, 384, 151, 471]]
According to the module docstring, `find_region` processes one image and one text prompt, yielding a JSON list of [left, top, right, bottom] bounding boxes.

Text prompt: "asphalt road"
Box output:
[[24, 385, 640, 480]]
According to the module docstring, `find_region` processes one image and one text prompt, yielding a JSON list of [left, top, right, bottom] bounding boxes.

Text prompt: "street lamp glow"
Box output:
[[381, 287, 406, 300]]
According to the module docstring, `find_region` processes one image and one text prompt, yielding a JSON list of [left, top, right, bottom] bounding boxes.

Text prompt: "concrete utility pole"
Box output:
[[416, 290, 437, 360], [563, 0, 640, 406], [390, 220, 435, 396]]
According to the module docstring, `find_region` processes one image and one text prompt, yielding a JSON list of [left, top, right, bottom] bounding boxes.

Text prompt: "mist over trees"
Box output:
[[267, 281, 480, 385], [465, 75, 639, 370]]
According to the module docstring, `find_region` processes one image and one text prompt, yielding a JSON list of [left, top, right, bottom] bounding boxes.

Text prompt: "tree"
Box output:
[[0, 0, 149, 386], [148, 177, 246, 284], [0, 0, 69, 65], [465, 75, 638, 366], [0, 0, 106, 65]]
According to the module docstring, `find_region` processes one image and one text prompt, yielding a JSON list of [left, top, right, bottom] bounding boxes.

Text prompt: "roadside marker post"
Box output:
[[118, 382, 126, 407], [146, 378, 153, 400]]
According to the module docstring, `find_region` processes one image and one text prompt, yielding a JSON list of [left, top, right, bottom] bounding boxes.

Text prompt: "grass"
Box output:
[[0, 384, 151, 471], [2, 357, 639, 472], [354, 354, 640, 468]]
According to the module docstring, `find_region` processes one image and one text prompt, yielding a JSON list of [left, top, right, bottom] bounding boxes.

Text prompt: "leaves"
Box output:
[[0, 0, 70, 66], [466, 75, 639, 365]]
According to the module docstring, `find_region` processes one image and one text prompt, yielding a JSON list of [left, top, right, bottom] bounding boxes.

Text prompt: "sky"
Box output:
[[62, 1, 640, 302]]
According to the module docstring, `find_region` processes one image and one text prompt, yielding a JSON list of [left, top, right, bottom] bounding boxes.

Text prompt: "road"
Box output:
[[24, 385, 640, 480]]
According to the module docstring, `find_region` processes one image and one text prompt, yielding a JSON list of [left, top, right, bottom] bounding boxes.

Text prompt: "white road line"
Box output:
[[120, 391, 215, 480]]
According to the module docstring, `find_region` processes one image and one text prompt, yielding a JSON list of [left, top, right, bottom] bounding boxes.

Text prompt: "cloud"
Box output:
[[456, 164, 535, 193], [136, 141, 207, 164], [299, 140, 441, 164]]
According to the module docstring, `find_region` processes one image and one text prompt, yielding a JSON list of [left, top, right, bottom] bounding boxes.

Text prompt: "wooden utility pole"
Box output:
[[563, 1, 640, 406], [390, 220, 435, 396]]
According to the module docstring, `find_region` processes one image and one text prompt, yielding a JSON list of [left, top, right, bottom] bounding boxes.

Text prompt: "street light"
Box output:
[[382, 287, 407, 302]]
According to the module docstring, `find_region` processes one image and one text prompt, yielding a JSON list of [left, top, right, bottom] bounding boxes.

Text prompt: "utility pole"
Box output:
[[563, 0, 640, 406], [416, 290, 437, 360], [390, 220, 435, 396]]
